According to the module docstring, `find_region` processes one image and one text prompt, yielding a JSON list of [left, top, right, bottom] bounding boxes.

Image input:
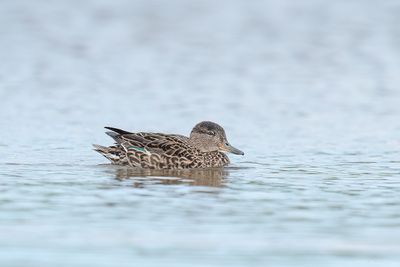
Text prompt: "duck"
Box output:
[[93, 121, 244, 169]]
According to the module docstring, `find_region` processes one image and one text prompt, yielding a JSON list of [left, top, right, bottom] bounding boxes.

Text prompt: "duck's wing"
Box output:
[[104, 127, 191, 155]]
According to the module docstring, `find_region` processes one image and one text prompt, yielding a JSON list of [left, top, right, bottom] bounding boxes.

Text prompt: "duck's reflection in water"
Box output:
[[113, 167, 229, 187]]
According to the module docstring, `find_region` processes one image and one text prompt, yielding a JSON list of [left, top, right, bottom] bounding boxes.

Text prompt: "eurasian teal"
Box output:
[[93, 121, 244, 169]]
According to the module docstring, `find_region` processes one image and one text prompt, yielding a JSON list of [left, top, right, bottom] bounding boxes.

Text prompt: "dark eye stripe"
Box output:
[[195, 129, 216, 136]]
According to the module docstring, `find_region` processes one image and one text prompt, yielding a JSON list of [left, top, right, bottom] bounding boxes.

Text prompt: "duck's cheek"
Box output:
[[217, 144, 226, 153]]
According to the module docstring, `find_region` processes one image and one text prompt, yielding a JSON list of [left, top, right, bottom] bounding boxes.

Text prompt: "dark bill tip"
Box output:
[[225, 143, 244, 156]]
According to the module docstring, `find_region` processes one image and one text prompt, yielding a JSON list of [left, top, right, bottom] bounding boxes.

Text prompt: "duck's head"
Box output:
[[189, 121, 244, 155]]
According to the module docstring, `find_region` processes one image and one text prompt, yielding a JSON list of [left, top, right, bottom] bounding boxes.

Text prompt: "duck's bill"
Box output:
[[224, 143, 244, 155]]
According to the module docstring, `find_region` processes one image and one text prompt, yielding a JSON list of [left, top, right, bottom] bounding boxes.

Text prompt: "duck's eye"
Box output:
[[208, 131, 216, 136]]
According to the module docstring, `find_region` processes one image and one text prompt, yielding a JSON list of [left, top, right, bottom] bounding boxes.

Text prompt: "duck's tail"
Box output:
[[92, 144, 128, 165]]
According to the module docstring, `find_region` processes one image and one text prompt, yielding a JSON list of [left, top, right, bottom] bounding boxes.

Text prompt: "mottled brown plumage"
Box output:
[[93, 121, 244, 169]]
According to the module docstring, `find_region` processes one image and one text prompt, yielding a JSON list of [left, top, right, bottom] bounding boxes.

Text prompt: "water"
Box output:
[[1, 0, 400, 266]]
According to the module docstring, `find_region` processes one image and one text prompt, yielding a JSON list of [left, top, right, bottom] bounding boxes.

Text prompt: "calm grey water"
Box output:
[[1, 0, 400, 266]]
